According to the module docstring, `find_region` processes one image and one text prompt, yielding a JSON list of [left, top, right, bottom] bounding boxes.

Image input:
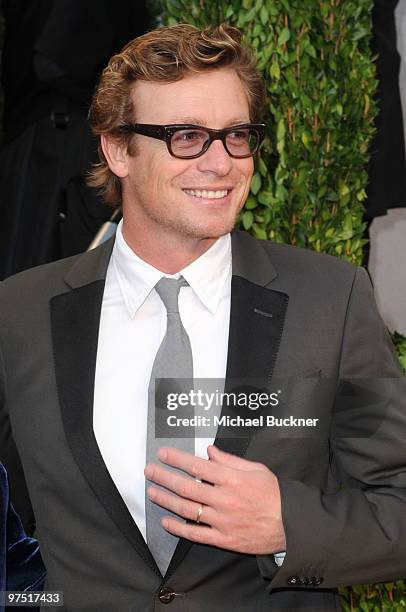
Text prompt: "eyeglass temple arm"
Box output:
[[119, 124, 166, 139]]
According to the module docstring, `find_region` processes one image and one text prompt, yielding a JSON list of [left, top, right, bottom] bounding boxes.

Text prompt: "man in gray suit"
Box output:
[[0, 23, 405, 612]]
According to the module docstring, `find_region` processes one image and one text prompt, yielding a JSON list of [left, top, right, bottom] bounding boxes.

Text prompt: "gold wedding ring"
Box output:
[[196, 504, 204, 524]]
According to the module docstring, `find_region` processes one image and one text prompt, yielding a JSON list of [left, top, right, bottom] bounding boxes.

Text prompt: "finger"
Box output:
[[144, 463, 219, 506], [207, 445, 263, 471], [161, 517, 230, 549], [147, 486, 215, 525], [157, 447, 227, 485]]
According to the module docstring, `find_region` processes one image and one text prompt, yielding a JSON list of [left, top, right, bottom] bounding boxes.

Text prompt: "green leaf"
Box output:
[[260, 5, 268, 25], [359, 599, 371, 612], [343, 213, 353, 233], [356, 189, 366, 201], [339, 181, 350, 197], [252, 23, 262, 37], [225, 5, 235, 19], [252, 223, 268, 240], [279, 0, 291, 11], [270, 61, 281, 80], [276, 119, 286, 142], [263, 209, 272, 225], [306, 44, 317, 59], [338, 229, 353, 240], [245, 197, 258, 210], [257, 191, 274, 206], [278, 27, 291, 46], [245, 6, 259, 22], [275, 183, 288, 201], [301, 131, 311, 150], [364, 93, 370, 116], [242, 210, 254, 230], [250, 172, 262, 195], [352, 27, 368, 41], [258, 157, 268, 177]]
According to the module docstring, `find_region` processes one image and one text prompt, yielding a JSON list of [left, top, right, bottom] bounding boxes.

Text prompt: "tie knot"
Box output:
[[155, 277, 187, 313]]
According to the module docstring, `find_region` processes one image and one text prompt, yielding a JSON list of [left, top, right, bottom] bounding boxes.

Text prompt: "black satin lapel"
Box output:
[[225, 276, 288, 378], [50, 281, 160, 576], [215, 275, 289, 456], [166, 276, 288, 578]]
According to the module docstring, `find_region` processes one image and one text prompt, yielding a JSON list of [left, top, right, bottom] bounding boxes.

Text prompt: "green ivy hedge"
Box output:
[[393, 332, 406, 373], [161, 0, 406, 609], [164, 0, 377, 263]]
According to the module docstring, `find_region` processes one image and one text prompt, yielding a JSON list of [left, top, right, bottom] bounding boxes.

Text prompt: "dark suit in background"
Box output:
[[366, 0, 406, 219], [0, 0, 150, 280]]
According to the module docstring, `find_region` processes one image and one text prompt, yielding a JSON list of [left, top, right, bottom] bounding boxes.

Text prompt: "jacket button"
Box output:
[[158, 587, 176, 604], [311, 576, 324, 586], [287, 575, 303, 586]]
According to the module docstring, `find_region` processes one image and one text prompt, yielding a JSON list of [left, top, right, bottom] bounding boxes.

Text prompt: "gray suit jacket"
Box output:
[[0, 230, 405, 612]]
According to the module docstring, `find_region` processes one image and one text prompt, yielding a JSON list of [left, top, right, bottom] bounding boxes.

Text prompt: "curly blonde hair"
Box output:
[[88, 23, 266, 208]]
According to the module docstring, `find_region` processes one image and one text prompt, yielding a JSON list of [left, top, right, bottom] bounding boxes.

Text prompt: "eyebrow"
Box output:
[[168, 117, 251, 127]]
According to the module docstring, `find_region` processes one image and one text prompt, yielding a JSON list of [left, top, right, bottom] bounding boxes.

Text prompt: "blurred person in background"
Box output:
[[0, 0, 150, 282]]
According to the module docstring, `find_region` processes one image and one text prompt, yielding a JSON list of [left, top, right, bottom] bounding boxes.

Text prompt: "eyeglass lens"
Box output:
[[170, 127, 259, 158]]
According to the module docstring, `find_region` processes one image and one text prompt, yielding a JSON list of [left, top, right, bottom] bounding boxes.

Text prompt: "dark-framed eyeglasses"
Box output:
[[118, 123, 266, 159]]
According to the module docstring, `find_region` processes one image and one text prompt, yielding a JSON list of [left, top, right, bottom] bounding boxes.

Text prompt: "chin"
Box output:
[[185, 217, 237, 240]]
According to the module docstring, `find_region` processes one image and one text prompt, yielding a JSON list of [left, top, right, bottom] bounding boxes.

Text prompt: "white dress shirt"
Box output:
[[93, 221, 231, 540]]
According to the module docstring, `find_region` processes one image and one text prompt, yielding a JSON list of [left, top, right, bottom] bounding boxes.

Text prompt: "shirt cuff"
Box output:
[[273, 551, 286, 567]]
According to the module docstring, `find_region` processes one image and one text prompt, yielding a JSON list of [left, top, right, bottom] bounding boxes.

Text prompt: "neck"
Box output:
[[121, 220, 218, 274]]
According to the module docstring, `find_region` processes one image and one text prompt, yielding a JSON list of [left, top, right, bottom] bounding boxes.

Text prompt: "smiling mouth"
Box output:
[[183, 188, 231, 199]]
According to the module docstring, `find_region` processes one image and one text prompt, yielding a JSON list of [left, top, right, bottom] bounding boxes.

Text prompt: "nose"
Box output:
[[196, 138, 233, 176]]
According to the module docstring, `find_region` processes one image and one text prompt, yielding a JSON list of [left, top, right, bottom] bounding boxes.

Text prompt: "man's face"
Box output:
[[119, 69, 254, 248]]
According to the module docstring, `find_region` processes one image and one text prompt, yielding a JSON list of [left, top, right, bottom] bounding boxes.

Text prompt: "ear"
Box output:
[[101, 133, 129, 178]]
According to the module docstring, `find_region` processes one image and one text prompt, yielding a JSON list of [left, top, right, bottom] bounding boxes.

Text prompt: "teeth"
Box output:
[[184, 189, 229, 199]]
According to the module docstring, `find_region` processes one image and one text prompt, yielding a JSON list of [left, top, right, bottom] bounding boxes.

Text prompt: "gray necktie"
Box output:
[[146, 277, 194, 575]]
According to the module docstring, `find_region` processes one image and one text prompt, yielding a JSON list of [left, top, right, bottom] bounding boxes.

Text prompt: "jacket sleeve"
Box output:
[[0, 336, 35, 534], [258, 266, 406, 590], [1, 464, 45, 595], [6, 501, 46, 593]]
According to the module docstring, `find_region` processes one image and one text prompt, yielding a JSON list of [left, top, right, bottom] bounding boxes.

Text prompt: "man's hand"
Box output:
[[144, 445, 286, 555]]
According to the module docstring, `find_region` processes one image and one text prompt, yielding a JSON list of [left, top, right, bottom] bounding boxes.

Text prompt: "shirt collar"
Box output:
[[111, 221, 231, 318]]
